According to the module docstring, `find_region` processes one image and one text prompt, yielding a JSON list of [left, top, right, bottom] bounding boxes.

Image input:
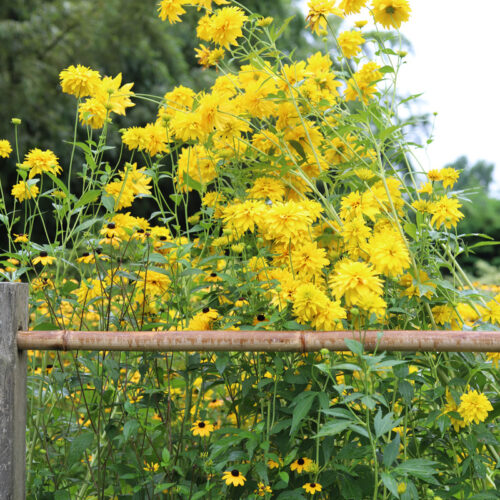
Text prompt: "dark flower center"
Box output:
[[137, 229, 144, 233], [310, 483, 316, 488], [231, 469, 239, 477], [385, 6, 395, 13], [238, 297, 245, 302], [210, 272, 217, 277], [257, 314, 265, 321], [107, 223, 116, 229], [298, 458, 305, 465], [198, 422, 205, 428], [82, 252, 89, 257], [202, 307, 210, 313], [159, 236, 167, 241], [40, 251, 48, 257], [96, 249, 102, 254]]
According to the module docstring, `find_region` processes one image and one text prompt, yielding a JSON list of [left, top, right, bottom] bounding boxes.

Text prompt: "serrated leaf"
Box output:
[[344, 338, 363, 356], [383, 433, 400, 467], [68, 431, 94, 465]]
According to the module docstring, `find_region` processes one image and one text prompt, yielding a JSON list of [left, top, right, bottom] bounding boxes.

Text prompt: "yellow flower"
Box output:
[[222, 469, 246, 487], [303, 482, 322, 494], [247, 177, 285, 201], [14, 233, 29, 243], [411, 199, 431, 213], [221, 200, 266, 235], [157, 0, 187, 23], [486, 352, 500, 368], [290, 457, 314, 474], [207, 7, 248, 49], [418, 181, 433, 195], [306, 0, 343, 35], [368, 229, 410, 277], [176, 145, 217, 192], [191, 420, 214, 437], [22, 148, 62, 178], [427, 169, 442, 182], [291, 241, 329, 279], [257, 17, 274, 27], [338, 30, 365, 58], [340, 0, 367, 14], [143, 462, 159, 472], [267, 458, 281, 469], [345, 61, 382, 103], [0, 139, 12, 158], [59, 64, 101, 98], [329, 259, 383, 307], [372, 0, 411, 29], [94, 73, 135, 115], [11, 181, 39, 202], [443, 389, 466, 433], [397, 482, 407, 494], [187, 308, 218, 330], [429, 196, 464, 229], [458, 389, 493, 425], [293, 284, 330, 324], [32, 251, 56, 266], [79, 98, 108, 129], [255, 482, 272, 496], [440, 167, 460, 189]]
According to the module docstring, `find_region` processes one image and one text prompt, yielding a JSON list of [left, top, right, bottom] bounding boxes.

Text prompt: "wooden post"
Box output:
[[0, 282, 28, 500]]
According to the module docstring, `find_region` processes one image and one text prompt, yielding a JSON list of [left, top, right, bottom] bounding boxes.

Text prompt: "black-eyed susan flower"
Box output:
[[255, 482, 272, 496], [222, 469, 246, 487], [191, 420, 214, 437], [303, 482, 322, 494], [267, 458, 281, 469], [13, 233, 29, 243], [32, 251, 55, 266], [143, 462, 159, 472], [290, 457, 313, 474], [77, 252, 95, 264], [458, 389, 493, 425]]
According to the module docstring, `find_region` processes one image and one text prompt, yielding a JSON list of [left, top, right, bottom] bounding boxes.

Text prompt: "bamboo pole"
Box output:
[[17, 329, 500, 352]]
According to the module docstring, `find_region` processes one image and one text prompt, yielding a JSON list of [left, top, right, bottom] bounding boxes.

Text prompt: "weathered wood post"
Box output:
[[0, 282, 28, 500]]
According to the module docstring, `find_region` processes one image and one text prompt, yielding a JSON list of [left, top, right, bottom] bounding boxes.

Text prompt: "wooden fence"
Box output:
[[2, 282, 500, 499]]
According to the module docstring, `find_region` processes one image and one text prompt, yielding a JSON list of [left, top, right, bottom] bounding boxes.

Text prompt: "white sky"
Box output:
[[299, 0, 500, 195]]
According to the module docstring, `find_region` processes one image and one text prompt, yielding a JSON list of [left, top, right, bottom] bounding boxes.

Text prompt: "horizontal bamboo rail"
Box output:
[[17, 329, 500, 352]]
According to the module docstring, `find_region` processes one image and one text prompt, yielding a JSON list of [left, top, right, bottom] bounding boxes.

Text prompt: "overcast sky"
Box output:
[[299, 0, 500, 195]]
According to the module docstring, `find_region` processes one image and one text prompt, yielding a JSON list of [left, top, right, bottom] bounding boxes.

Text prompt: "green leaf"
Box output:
[[383, 433, 400, 467], [169, 193, 184, 206], [290, 391, 316, 436], [381, 472, 400, 498], [315, 420, 351, 438], [123, 419, 139, 441], [74, 189, 101, 211], [398, 380, 414, 405], [101, 194, 115, 213], [68, 431, 94, 465], [395, 459, 438, 478], [374, 409, 396, 438], [344, 338, 363, 356]]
